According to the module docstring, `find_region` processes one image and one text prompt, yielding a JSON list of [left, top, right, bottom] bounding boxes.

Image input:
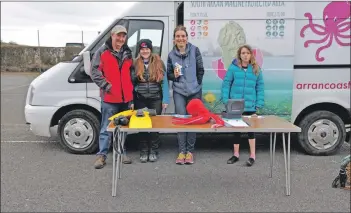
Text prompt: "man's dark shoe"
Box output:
[[227, 156, 239, 164], [148, 153, 158, 162], [94, 155, 106, 169], [140, 152, 148, 163], [123, 154, 132, 164], [246, 158, 255, 167]]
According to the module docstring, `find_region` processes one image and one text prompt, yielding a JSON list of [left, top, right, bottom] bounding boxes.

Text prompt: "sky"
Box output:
[[1, 2, 136, 47]]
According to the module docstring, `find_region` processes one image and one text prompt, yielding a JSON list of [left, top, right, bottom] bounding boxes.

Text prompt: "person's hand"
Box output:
[[130, 104, 134, 110], [162, 103, 168, 109], [106, 84, 112, 94], [174, 68, 180, 78]]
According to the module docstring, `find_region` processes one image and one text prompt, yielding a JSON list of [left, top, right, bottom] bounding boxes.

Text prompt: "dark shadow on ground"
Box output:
[[123, 132, 304, 154]]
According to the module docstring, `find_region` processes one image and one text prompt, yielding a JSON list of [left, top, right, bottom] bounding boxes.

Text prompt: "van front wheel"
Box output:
[[298, 110, 346, 155], [57, 109, 100, 154]]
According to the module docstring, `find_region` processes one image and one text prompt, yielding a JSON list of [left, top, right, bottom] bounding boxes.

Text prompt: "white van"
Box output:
[[25, 1, 350, 155]]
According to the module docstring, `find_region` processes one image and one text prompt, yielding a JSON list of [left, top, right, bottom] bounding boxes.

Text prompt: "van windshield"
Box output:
[[71, 2, 137, 62], [78, 32, 100, 55], [71, 32, 102, 62], [71, 19, 121, 62], [71, 19, 120, 62]]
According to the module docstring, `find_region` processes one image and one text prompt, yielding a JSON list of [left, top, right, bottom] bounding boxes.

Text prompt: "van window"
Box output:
[[126, 20, 164, 58]]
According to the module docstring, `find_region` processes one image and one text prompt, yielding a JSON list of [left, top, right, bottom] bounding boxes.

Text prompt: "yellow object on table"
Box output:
[[108, 108, 153, 129], [129, 112, 152, 128]]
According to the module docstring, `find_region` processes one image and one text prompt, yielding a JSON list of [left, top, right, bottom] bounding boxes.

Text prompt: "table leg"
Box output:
[[118, 132, 126, 179], [117, 130, 123, 180], [270, 133, 273, 178], [114, 150, 121, 196], [270, 132, 277, 178], [112, 129, 123, 197], [273, 133, 276, 168], [118, 154, 122, 179], [112, 128, 120, 197], [288, 132, 291, 195], [112, 141, 116, 196], [282, 133, 289, 196]]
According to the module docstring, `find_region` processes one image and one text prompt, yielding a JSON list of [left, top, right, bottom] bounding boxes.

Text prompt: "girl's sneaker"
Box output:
[[176, 153, 186, 165], [185, 152, 194, 164]]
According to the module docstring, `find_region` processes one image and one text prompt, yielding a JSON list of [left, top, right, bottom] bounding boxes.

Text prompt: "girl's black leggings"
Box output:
[[234, 111, 256, 144], [134, 97, 162, 153]]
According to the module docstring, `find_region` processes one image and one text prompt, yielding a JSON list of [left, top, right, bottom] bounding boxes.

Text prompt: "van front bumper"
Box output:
[[25, 104, 59, 137]]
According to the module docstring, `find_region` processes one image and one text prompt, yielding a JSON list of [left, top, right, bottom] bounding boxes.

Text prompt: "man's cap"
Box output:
[[111, 25, 127, 35]]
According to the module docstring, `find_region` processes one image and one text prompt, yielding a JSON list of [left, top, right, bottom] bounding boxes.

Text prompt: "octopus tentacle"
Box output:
[[337, 21, 351, 33], [171, 117, 191, 124], [172, 115, 210, 125], [335, 34, 351, 46], [337, 32, 351, 39], [316, 34, 333, 62], [209, 113, 225, 127], [300, 13, 326, 37], [304, 34, 330, 48]]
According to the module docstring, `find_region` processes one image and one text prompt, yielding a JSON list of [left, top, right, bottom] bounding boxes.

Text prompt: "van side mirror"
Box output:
[[72, 54, 79, 60], [82, 51, 91, 76]]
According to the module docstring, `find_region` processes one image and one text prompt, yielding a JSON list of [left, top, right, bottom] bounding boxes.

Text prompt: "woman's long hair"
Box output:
[[236, 44, 260, 76], [135, 53, 164, 82]]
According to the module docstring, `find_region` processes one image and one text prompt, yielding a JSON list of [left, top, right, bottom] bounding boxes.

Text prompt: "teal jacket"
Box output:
[[221, 59, 265, 112]]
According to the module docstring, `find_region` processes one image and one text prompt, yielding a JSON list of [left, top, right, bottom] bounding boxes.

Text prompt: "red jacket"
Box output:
[[91, 38, 134, 103]]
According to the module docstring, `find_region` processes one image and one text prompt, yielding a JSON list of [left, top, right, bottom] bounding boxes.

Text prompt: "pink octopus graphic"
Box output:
[[300, 1, 351, 62], [211, 48, 264, 80]]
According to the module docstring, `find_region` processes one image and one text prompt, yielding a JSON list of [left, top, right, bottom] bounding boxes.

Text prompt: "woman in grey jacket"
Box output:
[[167, 25, 205, 165]]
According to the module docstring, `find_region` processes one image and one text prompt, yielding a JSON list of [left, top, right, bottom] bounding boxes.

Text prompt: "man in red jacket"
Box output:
[[91, 25, 134, 169]]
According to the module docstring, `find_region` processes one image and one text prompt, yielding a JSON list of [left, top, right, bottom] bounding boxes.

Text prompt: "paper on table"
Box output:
[[223, 119, 249, 127], [242, 115, 263, 118]]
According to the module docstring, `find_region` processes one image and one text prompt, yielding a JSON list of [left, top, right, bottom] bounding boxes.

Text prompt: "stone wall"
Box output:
[[1, 44, 83, 72]]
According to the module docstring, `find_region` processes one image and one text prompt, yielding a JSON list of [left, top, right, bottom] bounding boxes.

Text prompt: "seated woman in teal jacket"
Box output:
[[221, 44, 264, 167]]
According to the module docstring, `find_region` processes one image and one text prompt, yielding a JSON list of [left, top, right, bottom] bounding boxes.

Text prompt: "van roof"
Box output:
[[121, 2, 175, 17]]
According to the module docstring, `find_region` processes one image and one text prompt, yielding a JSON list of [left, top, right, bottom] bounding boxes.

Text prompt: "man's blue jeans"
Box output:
[[97, 101, 129, 159]]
